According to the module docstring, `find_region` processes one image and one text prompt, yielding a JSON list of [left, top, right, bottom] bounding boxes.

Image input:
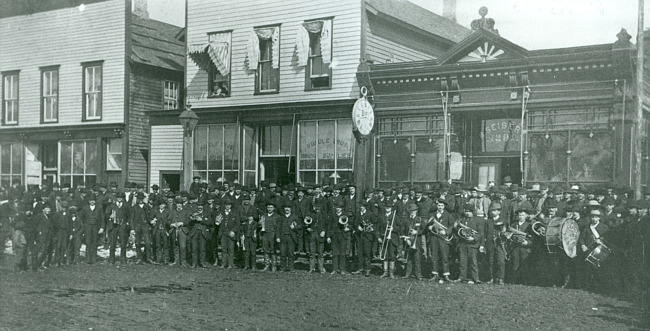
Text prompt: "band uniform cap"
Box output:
[[222, 198, 234, 206], [88, 194, 97, 201], [151, 184, 159, 190], [265, 201, 277, 208], [135, 192, 146, 199], [383, 200, 395, 209], [116, 192, 126, 198], [406, 204, 418, 212], [515, 208, 531, 215], [68, 205, 78, 212], [333, 200, 345, 208], [174, 197, 184, 204], [193, 175, 201, 180], [463, 203, 475, 212], [545, 199, 558, 209], [166, 192, 176, 198], [590, 209, 602, 216], [503, 176, 512, 183], [156, 198, 167, 206], [435, 199, 448, 206]]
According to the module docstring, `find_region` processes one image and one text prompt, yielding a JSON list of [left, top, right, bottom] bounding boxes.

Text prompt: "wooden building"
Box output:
[[360, 10, 650, 189], [148, 0, 468, 192], [0, 0, 183, 190]]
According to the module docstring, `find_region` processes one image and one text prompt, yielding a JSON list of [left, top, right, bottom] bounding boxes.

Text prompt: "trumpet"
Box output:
[[531, 221, 546, 236], [379, 211, 396, 260], [215, 213, 223, 226], [457, 222, 478, 241], [339, 215, 350, 232], [360, 219, 374, 233], [304, 216, 314, 232], [260, 215, 266, 232], [427, 218, 452, 242]]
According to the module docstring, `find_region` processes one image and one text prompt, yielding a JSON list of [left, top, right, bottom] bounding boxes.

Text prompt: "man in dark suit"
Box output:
[[508, 208, 535, 284], [578, 208, 610, 290], [130, 192, 154, 263], [80, 194, 104, 264], [427, 199, 454, 283], [278, 204, 301, 272], [456, 203, 486, 284], [105, 192, 130, 264], [219, 199, 240, 269], [260, 202, 280, 271]]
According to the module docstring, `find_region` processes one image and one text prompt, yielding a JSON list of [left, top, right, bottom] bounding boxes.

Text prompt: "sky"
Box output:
[[147, 0, 649, 50]]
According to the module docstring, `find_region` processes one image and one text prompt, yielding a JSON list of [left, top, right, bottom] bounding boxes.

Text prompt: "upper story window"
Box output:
[[163, 80, 179, 110], [246, 26, 280, 94], [41, 66, 59, 123], [2, 71, 19, 125], [82, 61, 103, 121], [296, 18, 332, 90], [189, 32, 232, 98]]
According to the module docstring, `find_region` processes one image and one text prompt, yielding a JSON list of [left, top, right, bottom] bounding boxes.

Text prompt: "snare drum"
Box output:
[[585, 243, 612, 268], [544, 217, 580, 258]]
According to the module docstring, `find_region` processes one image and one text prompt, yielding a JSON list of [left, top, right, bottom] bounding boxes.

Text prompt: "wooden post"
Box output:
[[182, 129, 193, 192], [635, 0, 645, 199]]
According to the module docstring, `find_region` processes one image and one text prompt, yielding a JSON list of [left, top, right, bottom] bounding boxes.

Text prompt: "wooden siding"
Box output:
[[149, 125, 183, 187], [186, 0, 362, 109], [365, 13, 447, 64], [0, 0, 126, 128]]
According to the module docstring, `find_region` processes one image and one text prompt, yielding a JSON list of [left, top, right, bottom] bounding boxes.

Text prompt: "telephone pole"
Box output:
[[635, 0, 645, 199]]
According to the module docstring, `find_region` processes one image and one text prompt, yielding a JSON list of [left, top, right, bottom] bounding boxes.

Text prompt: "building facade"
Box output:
[[0, 0, 183, 190], [362, 12, 650, 190], [148, 0, 468, 192]]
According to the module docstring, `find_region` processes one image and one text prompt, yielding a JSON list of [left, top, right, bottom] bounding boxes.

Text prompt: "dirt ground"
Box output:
[[1, 254, 649, 331]]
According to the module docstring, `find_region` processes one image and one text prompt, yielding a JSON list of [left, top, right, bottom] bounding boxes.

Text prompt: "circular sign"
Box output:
[[352, 97, 374, 136]]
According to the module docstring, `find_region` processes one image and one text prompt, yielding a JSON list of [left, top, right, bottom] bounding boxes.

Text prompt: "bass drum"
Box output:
[[544, 217, 580, 258], [585, 243, 612, 268]]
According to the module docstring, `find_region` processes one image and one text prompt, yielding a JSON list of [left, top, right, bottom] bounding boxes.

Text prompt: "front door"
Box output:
[[259, 157, 295, 187], [477, 162, 497, 187]]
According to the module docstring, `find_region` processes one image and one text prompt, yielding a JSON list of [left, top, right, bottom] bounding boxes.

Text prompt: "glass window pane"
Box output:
[[318, 171, 333, 185], [481, 119, 521, 152], [0, 176, 8, 188], [73, 175, 84, 187], [300, 122, 317, 169], [414, 137, 442, 182], [379, 138, 411, 182], [94, 67, 102, 91], [108, 138, 122, 153], [223, 171, 238, 183], [224, 125, 239, 170], [300, 171, 316, 185], [72, 142, 85, 174], [85, 175, 97, 187], [244, 126, 256, 171], [60, 142, 72, 174], [263, 126, 281, 155], [60, 175, 71, 187], [569, 132, 613, 181], [11, 143, 22, 174], [336, 120, 353, 169], [207, 125, 223, 170], [280, 124, 295, 156], [318, 121, 335, 169], [0, 145, 9, 174], [528, 133, 567, 182], [86, 141, 98, 174], [337, 171, 353, 185], [194, 126, 208, 170], [208, 171, 222, 184], [244, 171, 255, 186]]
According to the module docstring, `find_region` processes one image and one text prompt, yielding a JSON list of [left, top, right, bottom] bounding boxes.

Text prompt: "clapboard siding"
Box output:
[[186, 0, 362, 108], [365, 13, 446, 64], [0, 0, 125, 128], [149, 125, 183, 187]]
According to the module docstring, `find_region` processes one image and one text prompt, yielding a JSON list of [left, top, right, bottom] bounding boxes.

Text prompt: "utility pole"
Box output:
[[635, 0, 645, 200]]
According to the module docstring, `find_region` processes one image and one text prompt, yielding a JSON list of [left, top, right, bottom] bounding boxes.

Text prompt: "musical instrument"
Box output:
[[585, 243, 612, 268], [304, 216, 314, 232], [339, 215, 350, 232], [110, 209, 117, 224], [531, 221, 546, 236], [360, 218, 374, 233], [215, 213, 223, 226], [457, 222, 478, 241], [427, 217, 452, 242], [495, 226, 510, 261], [505, 227, 530, 244], [542, 217, 579, 258], [379, 211, 396, 260], [260, 215, 266, 232]]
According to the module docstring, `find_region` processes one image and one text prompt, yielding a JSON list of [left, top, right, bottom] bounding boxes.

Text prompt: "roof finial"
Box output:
[[471, 6, 499, 35]]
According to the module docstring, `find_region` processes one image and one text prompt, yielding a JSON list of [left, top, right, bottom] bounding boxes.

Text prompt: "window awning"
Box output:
[[188, 34, 231, 76]]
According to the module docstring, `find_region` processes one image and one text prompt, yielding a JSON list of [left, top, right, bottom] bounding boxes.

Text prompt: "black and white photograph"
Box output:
[[1, 0, 649, 329]]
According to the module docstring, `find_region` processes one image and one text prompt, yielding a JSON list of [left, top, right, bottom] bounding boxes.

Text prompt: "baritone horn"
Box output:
[[531, 221, 546, 236], [379, 211, 396, 260], [457, 222, 478, 241], [505, 227, 530, 244], [427, 218, 452, 242]]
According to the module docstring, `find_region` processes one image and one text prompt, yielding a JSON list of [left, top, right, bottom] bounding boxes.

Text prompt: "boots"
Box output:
[[309, 257, 316, 272], [318, 257, 326, 273], [262, 254, 270, 271], [331, 256, 338, 275], [380, 261, 389, 278], [389, 261, 396, 279], [339, 256, 346, 275]]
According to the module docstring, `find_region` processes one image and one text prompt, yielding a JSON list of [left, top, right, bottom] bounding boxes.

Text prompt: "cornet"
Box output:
[[339, 215, 350, 232], [457, 222, 478, 241], [304, 216, 314, 232]]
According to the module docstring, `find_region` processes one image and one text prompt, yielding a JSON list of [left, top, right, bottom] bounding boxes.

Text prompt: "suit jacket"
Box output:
[[375, 211, 403, 246], [344, 194, 359, 217], [151, 207, 172, 232], [427, 209, 454, 244], [170, 207, 192, 234], [578, 222, 609, 250], [293, 198, 312, 219], [80, 205, 104, 227], [457, 216, 486, 248], [130, 203, 151, 227], [509, 219, 534, 249], [259, 212, 280, 239], [219, 210, 240, 240], [279, 213, 301, 243], [105, 202, 130, 230], [415, 197, 434, 218]]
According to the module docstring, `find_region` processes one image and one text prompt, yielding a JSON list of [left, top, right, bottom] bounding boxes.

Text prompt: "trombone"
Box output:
[[379, 210, 396, 260]]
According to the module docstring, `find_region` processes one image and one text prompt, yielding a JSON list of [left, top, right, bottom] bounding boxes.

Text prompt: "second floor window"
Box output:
[[296, 19, 332, 90], [163, 80, 179, 110], [42, 67, 59, 123], [208, 32, 231, 98], [83, 63, 102, 120], [247, 26, 280, 93], [2, 72, 19, 125]]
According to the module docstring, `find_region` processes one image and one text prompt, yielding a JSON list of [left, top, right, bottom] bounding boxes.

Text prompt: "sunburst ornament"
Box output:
[[465, 42, 504, 63]]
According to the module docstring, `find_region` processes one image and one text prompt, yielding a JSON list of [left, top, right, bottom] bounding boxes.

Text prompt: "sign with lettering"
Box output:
[[482, 119, 521, 152]]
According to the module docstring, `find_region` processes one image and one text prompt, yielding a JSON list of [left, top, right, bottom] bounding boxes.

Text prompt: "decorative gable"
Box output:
[[458, 41, 505, 63]]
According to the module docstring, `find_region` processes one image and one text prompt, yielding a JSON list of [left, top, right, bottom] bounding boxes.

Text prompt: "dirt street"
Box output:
[[0, 256, 648, 330]]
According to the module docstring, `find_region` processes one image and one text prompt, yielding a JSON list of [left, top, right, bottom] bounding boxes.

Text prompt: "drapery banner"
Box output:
[[245, 27, 280, 71], [295, 20, 331, 67], [188, 32, 231, 76]]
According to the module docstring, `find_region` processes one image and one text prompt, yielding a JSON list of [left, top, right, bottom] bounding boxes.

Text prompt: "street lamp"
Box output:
[[178, 103, 199, 191]]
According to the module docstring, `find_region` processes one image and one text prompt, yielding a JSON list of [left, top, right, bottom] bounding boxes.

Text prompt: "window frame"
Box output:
[[192, 124, 241, 184], [106, 138, 123, 171], [207, 31, 232, 98], [2, 70, 19, 126], [254, 24, 281, 95], [81, 61, 103, 121], [58, 140, 98, 188], [0, 142, 23, 187], [297, 119, 353, 185], [304, 18, 333, 91], [162, 80, 179, 110], [40, 65, 60, 123]]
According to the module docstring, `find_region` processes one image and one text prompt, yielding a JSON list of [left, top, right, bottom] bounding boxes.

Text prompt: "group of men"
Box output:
[[1, 176, 649, 297]]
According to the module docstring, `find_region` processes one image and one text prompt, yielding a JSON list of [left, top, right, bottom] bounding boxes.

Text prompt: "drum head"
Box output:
[[560, 218, 580, 258]]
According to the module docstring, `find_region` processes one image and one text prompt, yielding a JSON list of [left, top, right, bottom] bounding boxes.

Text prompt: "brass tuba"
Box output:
[[531, 221, 546, 236], [457, 222, 478, 241], [427, 217, 452, 242], [505, 227, 530, 244]]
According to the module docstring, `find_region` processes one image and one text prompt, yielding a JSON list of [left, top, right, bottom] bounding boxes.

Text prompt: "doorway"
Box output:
[[500, 157, 521, 186], [260, 157, 295, 186], [160, 171, 180, 192]]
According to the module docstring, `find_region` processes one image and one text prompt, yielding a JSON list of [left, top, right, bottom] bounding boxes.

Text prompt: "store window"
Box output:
[[298, 119, 352, 184], [377, 116, 461, 187], [106, 138, 123, 171], [0, 142, 23, 187], [59, 140, 98, 188], [527, 133, 567, 182], [193, 124, 240, 184], [480, 118, 521, 153], [262, 124, 295, 156]]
